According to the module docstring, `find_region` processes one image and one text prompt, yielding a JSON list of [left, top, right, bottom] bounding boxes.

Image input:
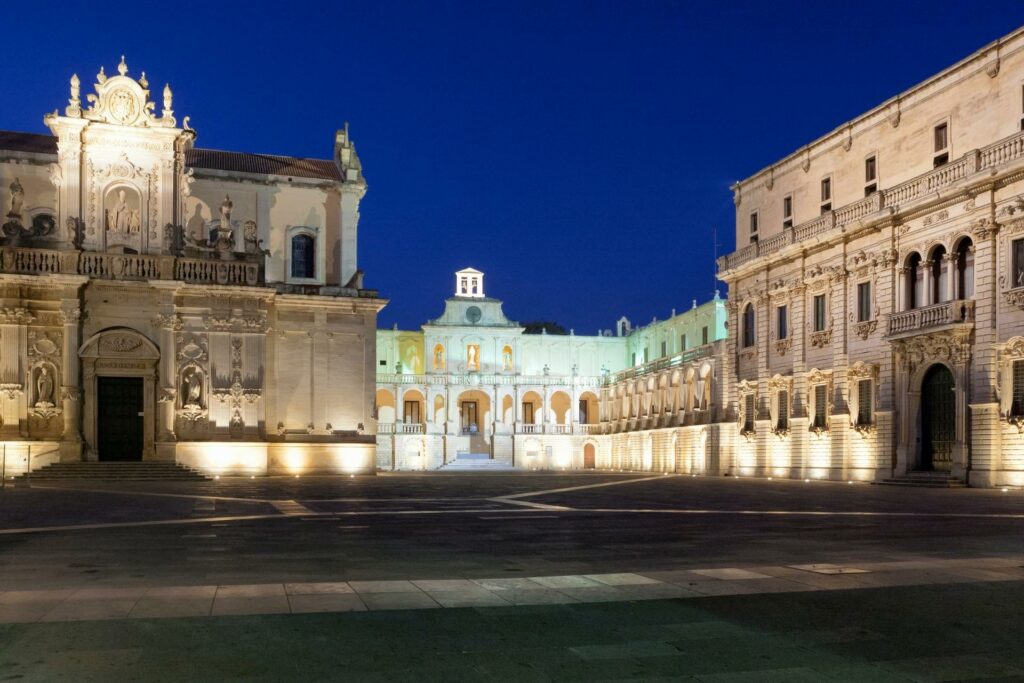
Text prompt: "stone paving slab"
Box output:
[[0, 556, 1022, 624]]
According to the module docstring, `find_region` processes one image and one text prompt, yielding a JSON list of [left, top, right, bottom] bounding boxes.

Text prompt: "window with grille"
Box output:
[[813, 295, 827, 332], [1012, 360, 1024, 417], [742, 304, 755, 347], [783, 195, 793, 230], [857, 282, 872, 323], [290, 234, 315, 279], [777, 390, 789, 431], [743, 394, 755, 432], [777, 305, 788, 340], [857, 379, 873, 425], [813, 384, 827, 429]]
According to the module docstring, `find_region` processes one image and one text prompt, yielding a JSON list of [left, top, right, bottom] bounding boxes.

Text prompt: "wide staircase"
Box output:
[[439, 452, 515, 471], [18, 462, 210, 481], [873, 471, 966, 488]]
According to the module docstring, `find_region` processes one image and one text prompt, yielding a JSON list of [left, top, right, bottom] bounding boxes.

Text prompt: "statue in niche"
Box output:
[[106, 189, 132, 233], [433, 345, 445, 370], [35, 366, 54, 406], [502, 347, 513, 371], [7, 178, 24, 219], [467, 345, 479, 371], [243, 220, 257, 251], [404, 345, 421, 374], [127, 209, 141, 234], [183, 369, 203, 408]]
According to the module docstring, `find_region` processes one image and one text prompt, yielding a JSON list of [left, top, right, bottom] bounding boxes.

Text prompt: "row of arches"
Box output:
[[903, 237, 973, 310], [604, 362, 714, 423]]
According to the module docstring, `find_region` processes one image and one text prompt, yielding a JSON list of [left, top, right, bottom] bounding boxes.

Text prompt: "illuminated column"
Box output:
[[59, 301, 82, 447]]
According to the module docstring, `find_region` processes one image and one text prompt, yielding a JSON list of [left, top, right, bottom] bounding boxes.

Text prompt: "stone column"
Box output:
[[153, 311, 180, 451], [791, 284, 809, 478], [967, 216, 1000, 484], [59, 304, 83, 454], [829, 270, 850, 480]]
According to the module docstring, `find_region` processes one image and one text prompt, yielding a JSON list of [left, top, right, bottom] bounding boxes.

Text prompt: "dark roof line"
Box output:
[[0, 130, 342, 182]]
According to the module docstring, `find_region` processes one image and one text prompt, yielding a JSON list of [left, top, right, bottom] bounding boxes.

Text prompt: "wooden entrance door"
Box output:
[[97, 377, 144, 461], [583, 443, 596, 469], [920, 364, 955, 472], [461, 401, 478, 433]]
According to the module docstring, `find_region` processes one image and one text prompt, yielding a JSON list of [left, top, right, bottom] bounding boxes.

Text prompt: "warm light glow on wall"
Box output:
[[808, 437, 830, 479]]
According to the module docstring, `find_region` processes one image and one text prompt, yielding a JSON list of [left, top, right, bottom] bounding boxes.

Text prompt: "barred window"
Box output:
[[1012, 360, 1024, 417], [813, 384, 827, 429], [857, 379, 873, 425], [777, 305, 788, 340], [743, 394, 755, 433], [777, 390, 789, 431]]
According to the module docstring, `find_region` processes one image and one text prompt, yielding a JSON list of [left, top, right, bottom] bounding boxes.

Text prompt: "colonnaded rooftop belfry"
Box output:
[[0, 57, 385, 476], [717, 26, 1024, 488]]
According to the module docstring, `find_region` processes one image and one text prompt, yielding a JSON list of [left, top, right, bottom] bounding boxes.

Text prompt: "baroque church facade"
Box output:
[[717, 26, 1024, 487], [375, 269, 730, 471], [0, 58, 383, 476]]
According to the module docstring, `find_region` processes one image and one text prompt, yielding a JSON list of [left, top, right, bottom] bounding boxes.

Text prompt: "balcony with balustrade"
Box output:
[[886, 299, 975, 340]]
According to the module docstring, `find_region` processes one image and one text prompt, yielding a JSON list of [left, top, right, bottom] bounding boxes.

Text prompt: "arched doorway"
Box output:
[[583, 443, 596, 469], [920, 364, 955, 471]]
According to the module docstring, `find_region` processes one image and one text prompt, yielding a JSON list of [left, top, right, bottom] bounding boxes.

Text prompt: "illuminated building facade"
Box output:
[[0, 58, 383, 476]]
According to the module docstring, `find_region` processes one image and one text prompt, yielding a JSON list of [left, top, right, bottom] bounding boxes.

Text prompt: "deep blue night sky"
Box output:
[[5, 2, 1024, 332]]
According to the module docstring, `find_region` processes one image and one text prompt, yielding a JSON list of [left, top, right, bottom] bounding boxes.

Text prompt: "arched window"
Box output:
[[290, 234, 315, 279], [742, 303, 755, 348], [906, 253, 922, 310], [955, 237, 974, 299], [930, 245, 948, 304]]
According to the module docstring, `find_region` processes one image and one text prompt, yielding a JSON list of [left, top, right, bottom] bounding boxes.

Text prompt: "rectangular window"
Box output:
[[643, 348, 649, 363], [865, 156, 877, 182], [1013, 360, 1024, 417], [813, 294, 827, 332], [782, 195, 793, 230], [777, 305, 788, 340], [404, 400, 421, 424], [631, 352, 636, 366], [379, 359, 387, 366], [660, 341, 667, 358], [744, 394, 755, 433], [864, 156, 877, 196], [681, 334, 687, 350], [1014, 238, 1024, 289], [749, 211, 759, 244], [813, 384, 827, 429], [934, 122, 949, 167], [1021, 84, 1024, 131], [702, 326, 709, 345], [777, 390, 789, 431], [857, 282, 872, 323], [820, 177, 831, 202], [857, 379, 873, 425]]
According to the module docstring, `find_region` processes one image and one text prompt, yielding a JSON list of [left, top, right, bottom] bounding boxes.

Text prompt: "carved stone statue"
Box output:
[[467, 345, 478, 370], [183, 370, 203, 408], [106, 189, 132, 232], [219, 195, 233, 233], [502, 348, 513, 371], [128, 209, 141, 234], [434, 345, 445, 370], [7, 178, 24, 219], [36, 366, 54, 406]]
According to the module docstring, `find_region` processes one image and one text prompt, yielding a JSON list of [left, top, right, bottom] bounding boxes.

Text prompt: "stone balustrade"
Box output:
[[887, 299, 975, 336], [609, 344, 714, 384], [718, 129, 1024, 273], [376, 372, 603, 388], [0, 246, 262, 287]]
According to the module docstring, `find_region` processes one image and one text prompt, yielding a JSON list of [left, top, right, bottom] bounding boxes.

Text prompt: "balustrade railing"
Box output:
[[609, 344, 714, 384], [0, 246, 262, 287], [718, 129, 1024, 272], [376, 372, 604, 387], [887, 299, 975, 336]]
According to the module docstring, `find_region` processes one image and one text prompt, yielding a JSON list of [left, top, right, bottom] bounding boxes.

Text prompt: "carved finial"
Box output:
[[139, 71, 148, 88], [66, 74, 82, 117], [97, 66, 107, 84], [163, 84, 173, 115], [118, 55, 128, 76]]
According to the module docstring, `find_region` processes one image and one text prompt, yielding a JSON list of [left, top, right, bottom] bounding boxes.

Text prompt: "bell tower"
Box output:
[[455, 267, 484, 298]]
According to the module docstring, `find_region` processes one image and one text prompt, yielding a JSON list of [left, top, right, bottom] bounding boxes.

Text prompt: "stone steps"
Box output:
[[873, 473, 967, 488], [19, 462, 210, 481], [439, 454, 515, 471]]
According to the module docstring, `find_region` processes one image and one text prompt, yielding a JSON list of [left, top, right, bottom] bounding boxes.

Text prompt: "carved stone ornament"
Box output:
[[853, 320, 877, 340], [99, 334, 142, 354], [970, 217, 999, 241], [889, 99, 901, 128], [0, 307, 35, 325], [810, 329, 833, 348], [153, 314, 183, 331], [739, 348, 757, 361], [775, 338, 792, 356], [78, 56, 177, 128], [1003, 289, 1024, 311], [765, 167, 774, 191], [801, 150, 811, 173], [893, 331, 972, 377], [0, 383, 23, 399]]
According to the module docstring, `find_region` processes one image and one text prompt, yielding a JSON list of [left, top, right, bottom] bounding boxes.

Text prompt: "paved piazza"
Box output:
[[2, 473, 1024, 680]]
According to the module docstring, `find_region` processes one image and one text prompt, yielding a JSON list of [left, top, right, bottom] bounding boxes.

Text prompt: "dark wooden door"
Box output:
[[460, 401, 478, 433], [921, 365, 955, 472], [97, 377, 144, 461], [583, 443, 596, 469]]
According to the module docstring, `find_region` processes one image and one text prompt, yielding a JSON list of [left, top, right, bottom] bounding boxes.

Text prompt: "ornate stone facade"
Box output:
[[717, 27, 1024, 487], [0, 59, 383, 475]]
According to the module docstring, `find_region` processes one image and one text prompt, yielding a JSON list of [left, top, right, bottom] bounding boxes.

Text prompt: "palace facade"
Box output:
[[0, 58, 383, 476], [717, 26, 1024, 487], [375, 269, 730, 471]]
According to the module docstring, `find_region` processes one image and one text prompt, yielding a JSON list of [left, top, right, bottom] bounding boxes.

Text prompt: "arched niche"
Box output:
[[79, 327, 160, 461]]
